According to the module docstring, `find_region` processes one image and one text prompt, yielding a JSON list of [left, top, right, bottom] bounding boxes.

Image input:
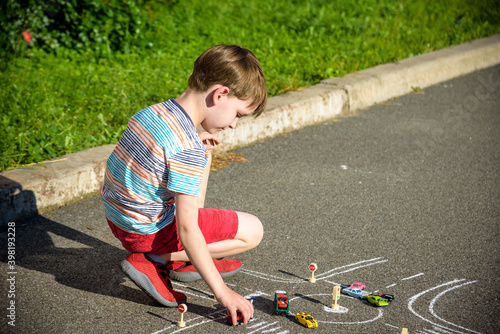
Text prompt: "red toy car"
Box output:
[[274, 290, 289, 315], [226, 311, 243, 325]]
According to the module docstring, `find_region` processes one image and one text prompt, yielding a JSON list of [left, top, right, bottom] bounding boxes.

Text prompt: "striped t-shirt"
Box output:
[[101, 99, 207, 234]]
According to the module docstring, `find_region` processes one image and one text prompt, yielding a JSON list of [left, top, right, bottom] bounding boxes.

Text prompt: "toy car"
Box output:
[[341, 287, 370, 299], [274, 290, 289, 315], [377, 293, 394, 302], [365, 295, 389, 307], [349, 282, 366, 290], [295, 312, 318, 328], [226, 311, 243, 325]]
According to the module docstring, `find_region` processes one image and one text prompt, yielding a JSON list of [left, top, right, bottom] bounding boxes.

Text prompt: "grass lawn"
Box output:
[[1, 0, 499, 172]]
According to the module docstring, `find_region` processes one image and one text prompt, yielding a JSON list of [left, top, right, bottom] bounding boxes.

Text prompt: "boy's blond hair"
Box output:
[[188, 45, 267, 117]]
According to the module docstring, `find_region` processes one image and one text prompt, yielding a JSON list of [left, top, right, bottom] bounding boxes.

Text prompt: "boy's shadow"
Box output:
[[0, 215, 155, 306]]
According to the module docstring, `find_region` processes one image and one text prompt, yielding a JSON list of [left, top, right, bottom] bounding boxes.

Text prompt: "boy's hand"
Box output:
[[215, 286, 254, 326], [198, 131, 220, 150]]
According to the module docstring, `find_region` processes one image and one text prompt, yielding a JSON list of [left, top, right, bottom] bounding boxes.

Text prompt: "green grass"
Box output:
[[1, 0, 499, 172]]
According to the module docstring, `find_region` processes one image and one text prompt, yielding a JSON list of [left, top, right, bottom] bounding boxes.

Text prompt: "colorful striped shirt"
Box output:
[[101, 99, 207, 234]]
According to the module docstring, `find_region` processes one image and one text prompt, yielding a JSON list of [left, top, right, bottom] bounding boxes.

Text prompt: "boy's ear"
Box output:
[[212, 86, 230, 105]]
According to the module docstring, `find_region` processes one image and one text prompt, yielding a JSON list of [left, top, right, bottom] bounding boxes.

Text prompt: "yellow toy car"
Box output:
[[295, 312, 318, 328]]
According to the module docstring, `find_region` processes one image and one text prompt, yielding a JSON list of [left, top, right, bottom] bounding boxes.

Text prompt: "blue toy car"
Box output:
[[341, 287, 370, 299]]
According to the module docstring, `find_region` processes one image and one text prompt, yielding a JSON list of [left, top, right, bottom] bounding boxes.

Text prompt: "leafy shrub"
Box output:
[[0, 0, 154, 59]]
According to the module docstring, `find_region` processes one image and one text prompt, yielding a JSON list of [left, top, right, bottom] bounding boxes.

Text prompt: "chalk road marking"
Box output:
[[402, 273, 425, 280], [172, 283, 215, 302], [242, 257, 388, 283], [244, 291, 271, 299], [151, 312, 287, 334], [247, 321, 283, 334], [323, 305, 349, 314], [322, 258, 389, 284], [241, 268, 303, 283], [315, 257, 386, 278], [386, 273, 425, 288], [262, 328, 287, 333], [150, 290, 278, 334], [150, 309, 226, 334], [408, 279, 480, 334], [429, 281, 480, 334]]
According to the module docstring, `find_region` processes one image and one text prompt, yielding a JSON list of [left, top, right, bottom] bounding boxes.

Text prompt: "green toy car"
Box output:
[[365, 295, 389, 307], [274, 290, 289, 315]]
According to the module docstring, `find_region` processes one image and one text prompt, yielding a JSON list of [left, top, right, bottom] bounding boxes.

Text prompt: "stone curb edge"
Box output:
[[1, 34, 499, 226]]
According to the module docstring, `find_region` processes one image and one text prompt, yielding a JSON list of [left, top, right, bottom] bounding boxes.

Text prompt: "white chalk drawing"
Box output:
[[240, 257, 388, 284], [323, 304, 349, 314], [401, 273, 425, 281], [148, 258, 480, 333], [408, 279, 480, 334], [385, 273, 425, 289], [150, 309, 226, 334]]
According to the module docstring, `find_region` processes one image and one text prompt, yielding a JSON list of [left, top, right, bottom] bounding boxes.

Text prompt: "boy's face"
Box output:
[[201, 96, 254, 134]]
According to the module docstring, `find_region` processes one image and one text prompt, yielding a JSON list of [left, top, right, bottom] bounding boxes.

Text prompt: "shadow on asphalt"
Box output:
[[0, 214, 282, 316], [0, 174, 38, 226], [293, 293, 327, 306], [278, 269, 307, 281], [0, 215, 158, 306]]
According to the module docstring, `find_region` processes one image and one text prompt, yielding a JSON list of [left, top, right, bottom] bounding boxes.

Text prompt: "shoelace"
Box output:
[[155, 263, 173, 288]]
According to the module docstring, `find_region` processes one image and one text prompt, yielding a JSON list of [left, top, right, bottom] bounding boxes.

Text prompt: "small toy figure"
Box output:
[[274, 290, 289, 315], [177, 303, 187, 327], [295, 312, 318, 328], [308, 263, 318, 283], [332, 285, 341, 310]]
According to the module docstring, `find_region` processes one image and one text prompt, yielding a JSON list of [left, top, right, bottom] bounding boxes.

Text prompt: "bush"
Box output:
[[0, 0, 154, 60]]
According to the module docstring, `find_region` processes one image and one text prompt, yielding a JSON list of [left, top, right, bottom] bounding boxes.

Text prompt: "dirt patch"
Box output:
[[211, 152, 248, 171]]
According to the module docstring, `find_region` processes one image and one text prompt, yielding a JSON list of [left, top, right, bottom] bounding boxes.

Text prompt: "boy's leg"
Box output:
[[110, 150, 216, 303], [161, 211, 263, 261], [107, 219, 187, 307], [205, 211, 263, 257], [158, 210, 263, 282]]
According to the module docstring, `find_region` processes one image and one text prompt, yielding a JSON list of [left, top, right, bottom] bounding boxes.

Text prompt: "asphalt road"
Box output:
[[1, 65, 499, 334]]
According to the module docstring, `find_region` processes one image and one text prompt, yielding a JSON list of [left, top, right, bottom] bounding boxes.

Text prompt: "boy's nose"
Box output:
[[229, 118, 238, 129]]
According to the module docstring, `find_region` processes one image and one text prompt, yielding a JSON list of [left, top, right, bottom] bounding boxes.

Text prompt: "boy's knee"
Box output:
[[237, 212, 263, 248], [248, 215, 263, 247]]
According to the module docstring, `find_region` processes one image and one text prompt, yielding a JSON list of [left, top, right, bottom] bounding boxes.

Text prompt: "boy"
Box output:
[[101, 44, 267, 325]]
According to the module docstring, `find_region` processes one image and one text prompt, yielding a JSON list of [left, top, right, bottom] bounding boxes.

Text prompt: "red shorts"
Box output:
[[107, 208, 239, 254]]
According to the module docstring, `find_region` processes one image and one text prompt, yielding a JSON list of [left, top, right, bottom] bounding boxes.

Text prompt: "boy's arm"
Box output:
[[175, 192, 254, 325]]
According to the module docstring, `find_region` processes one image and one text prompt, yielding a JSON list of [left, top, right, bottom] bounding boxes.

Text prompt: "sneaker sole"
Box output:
[[170, 264, 243, 282], [120, 259, 185, 307]]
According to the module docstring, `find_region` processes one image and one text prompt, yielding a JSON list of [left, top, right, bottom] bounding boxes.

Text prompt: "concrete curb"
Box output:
[[1, 34, 499, 226]]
